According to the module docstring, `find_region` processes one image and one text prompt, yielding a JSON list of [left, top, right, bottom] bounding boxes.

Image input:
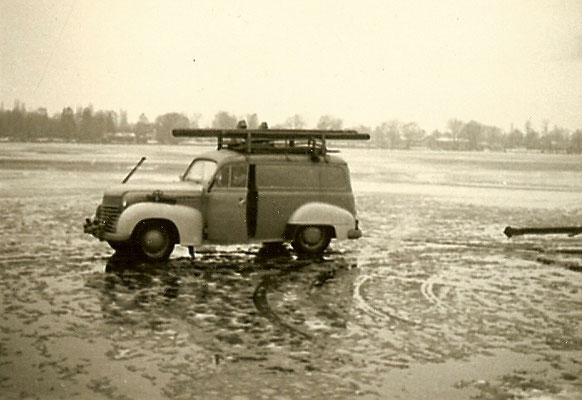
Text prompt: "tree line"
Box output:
[[1, 101, 581, 153]]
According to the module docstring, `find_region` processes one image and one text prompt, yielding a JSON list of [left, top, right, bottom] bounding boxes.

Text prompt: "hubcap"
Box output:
[[302, 227, 323, 245], [142, 229, 167, 254]]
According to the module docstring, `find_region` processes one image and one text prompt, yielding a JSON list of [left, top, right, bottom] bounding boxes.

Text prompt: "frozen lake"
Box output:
[[1, 143, 581, 399]]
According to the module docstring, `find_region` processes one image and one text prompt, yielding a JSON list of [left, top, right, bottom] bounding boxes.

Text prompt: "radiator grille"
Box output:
[[97, 205, 122, 233]]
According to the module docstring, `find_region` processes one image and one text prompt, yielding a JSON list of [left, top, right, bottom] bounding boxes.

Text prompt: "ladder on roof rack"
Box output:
[[172, 128, 370, 154]]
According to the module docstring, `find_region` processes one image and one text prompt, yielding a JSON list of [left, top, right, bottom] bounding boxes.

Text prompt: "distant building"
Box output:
[[427, 137, 471, 151], [104, 131, 137, 143]]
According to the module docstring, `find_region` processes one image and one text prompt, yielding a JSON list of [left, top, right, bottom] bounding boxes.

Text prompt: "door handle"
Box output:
[[238, 198, 246, 206]]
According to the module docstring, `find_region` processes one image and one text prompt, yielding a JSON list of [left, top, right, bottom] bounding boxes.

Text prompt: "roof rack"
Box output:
[[172, 127, 370, 155]]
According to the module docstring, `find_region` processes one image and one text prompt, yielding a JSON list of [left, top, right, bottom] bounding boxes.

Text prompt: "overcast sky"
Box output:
[[1, 0, 581, 131]]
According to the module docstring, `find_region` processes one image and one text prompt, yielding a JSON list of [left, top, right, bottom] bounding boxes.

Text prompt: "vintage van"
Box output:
[[84, 125, 369, 261]]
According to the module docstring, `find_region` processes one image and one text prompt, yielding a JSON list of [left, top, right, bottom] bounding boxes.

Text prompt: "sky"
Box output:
[[1, 0, 582, 132]]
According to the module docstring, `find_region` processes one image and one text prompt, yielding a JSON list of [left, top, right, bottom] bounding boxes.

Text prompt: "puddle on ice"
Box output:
[[360, 349, 582, 400]]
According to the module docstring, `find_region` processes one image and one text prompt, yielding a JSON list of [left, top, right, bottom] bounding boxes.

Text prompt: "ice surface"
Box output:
[[1, 143, 581, 399]]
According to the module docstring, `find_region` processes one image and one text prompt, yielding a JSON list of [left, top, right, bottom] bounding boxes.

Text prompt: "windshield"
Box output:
[[182, 159, 217, 184]]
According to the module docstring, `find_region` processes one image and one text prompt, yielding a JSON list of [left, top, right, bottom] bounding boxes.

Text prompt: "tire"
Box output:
[[108, 241, 130, 252], [291, 226, 331, 255], [132, 220, 176, 261]]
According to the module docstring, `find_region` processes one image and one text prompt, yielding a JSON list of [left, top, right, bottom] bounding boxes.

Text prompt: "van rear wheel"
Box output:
[[132, 221, 176, 261], [108, 241, 130, 253], [292, 226, 331, 255]]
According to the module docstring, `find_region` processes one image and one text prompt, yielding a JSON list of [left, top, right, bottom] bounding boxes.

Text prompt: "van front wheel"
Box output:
[[132, 221, 176, 261], [292, 226, 331, 255]]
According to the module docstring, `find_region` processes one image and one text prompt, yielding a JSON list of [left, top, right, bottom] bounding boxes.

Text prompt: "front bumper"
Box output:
[[83, 216, 105, 239]]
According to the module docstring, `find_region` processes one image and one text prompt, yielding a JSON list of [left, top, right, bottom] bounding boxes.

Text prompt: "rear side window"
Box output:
[[256, 165, 319, 188], [255, 164, 350, 190]]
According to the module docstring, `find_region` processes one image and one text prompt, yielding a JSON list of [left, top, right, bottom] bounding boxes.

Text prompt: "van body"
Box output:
[[84, 127, 366, 260]]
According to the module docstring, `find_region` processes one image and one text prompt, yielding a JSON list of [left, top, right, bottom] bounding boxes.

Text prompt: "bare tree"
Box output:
[[460, 120, 484, 150], [372, 120, 401, 149], [190, 113, 202, 128], [402, 122, 425, 148], [245, 113, 259, 129], [60, 107, 76, 141], [135, 113, 152, 143], [524, 120, 539, 149], [570, 130, 582, 153], [316, 115, 343, 130], [211, 111, 237, 129], [447, 119, 464, 143], [506, 128, 524, 149], [155, 113, 189, 144], [283, 114, 307, 129]]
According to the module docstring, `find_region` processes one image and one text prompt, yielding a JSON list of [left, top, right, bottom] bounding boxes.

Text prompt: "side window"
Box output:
[[230, 164, 248, 188], [214, 167, 230, 188], [256, 165, 319, 188], [213, 164, 248, 189]]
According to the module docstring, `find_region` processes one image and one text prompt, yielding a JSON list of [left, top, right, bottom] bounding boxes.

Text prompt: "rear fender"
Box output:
[[116, 203, 203, 246], [286, 202, 356, 240]]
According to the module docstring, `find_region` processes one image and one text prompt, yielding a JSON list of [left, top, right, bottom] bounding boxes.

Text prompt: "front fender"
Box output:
[[287, 202, 356, 240], [114, 202, 203, 246]]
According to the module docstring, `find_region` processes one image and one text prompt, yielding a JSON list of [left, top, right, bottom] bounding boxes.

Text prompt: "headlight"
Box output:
[[121, 198, 128, 209]]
